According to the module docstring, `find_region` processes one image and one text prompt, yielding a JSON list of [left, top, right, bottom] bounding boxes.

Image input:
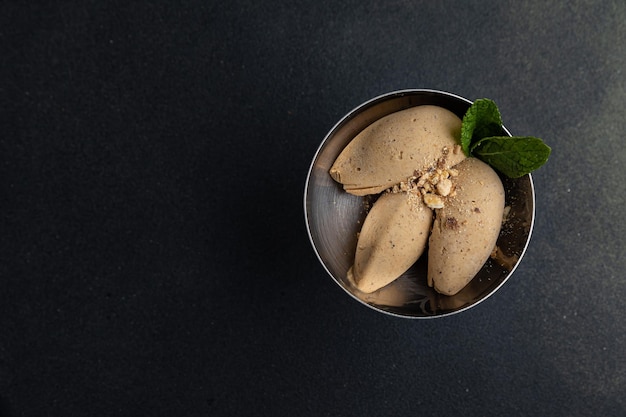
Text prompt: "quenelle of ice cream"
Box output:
[[329, 105, 466, 196], [330, 104, 506, 296], [348, 191, 432, 293], [427, 157, 504, 295]]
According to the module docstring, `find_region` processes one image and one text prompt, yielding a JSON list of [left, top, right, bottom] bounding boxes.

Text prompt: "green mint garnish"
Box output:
[[472, 136, 552, 178], [460, 98, 551, 178], [460, 98, 503, 156]]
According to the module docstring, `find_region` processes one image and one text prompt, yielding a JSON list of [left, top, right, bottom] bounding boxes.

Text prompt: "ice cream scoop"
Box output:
[[329, 105, 465, 196], [348, 191, 432, 293], [427, 157, 505, 296]]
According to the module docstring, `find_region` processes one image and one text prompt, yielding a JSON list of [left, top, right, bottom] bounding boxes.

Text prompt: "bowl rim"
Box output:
[[304, 88, 536, 318]]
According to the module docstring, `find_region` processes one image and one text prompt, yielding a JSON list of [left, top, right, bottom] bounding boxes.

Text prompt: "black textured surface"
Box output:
[[2, 1, 626, 416]]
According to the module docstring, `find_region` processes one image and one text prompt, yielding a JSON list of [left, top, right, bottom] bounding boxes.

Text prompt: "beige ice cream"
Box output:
[[329, 105, 466, 196], [427, 158, 505, 295], [330, 104, 506, 296], [348, 191, 432, 293]]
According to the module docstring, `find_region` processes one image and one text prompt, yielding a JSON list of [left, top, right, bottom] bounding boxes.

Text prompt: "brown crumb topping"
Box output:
[[445, 217, 459, 230], [388, 147, 461, 210]]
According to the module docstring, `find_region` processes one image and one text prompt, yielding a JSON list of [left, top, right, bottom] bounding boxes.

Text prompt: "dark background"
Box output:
[[2, 1, 625, 416]]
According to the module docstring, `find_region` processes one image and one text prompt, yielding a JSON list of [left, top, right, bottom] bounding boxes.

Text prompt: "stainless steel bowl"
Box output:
[[304, 89, 535, 318]]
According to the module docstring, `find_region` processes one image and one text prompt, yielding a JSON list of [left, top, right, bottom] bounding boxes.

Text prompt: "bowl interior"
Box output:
[[304, 90, 535, 318]]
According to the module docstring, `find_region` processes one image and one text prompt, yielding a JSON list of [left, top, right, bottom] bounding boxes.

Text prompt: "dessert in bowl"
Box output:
[[304, 89, 538, 318]]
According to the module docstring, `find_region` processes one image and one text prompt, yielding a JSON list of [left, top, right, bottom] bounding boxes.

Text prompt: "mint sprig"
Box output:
[[472, 136, 551, 178], [460, 98, 504, 156], [460, 98, 551, 178]]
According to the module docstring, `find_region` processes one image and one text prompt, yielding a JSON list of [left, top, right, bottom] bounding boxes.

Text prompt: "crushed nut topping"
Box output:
[[436, 178, 452, 196], [387, 147, 459, 209], [445, 217, 459, 230], [423, 193, 444, 209]]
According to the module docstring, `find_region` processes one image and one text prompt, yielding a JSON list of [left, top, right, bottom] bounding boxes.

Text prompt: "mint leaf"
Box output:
[[459, 98, 551, 177], [460, 99, 503, 156], [472, 136, 552, 178]]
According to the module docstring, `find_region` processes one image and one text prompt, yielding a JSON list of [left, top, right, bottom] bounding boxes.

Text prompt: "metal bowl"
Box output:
[[304, 89, 535, 318]]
